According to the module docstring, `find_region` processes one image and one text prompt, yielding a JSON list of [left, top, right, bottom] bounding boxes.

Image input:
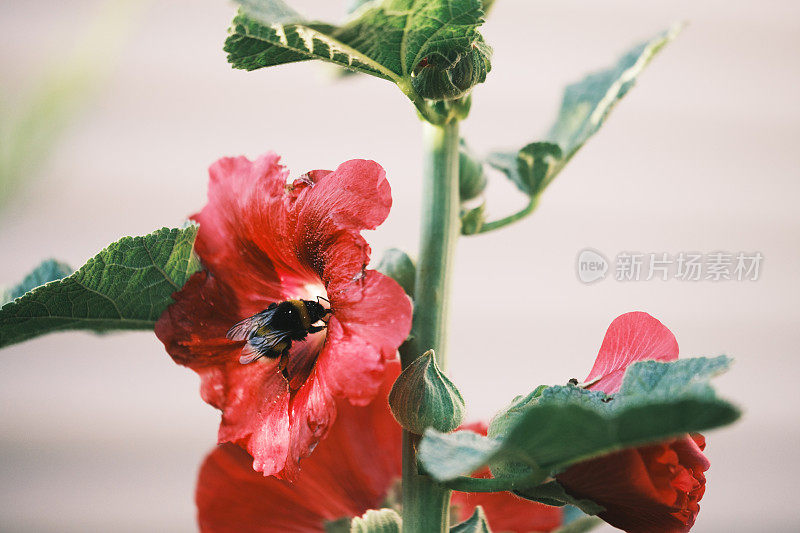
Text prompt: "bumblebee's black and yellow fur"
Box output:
[[227, 298, 332, 366]]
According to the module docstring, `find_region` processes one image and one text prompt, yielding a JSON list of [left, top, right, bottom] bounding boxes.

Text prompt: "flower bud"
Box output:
[[459, 139, 486, 202], [350, 509, 402, 533], [411, 40, 492, 101], [389, 350, 465, 435]]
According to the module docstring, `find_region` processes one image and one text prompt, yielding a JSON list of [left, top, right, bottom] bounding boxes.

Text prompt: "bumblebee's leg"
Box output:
[[308, 325, 327, 333]]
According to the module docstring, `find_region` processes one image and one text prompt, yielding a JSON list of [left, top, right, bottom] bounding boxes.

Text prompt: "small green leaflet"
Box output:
[[225, 0, 491, 102], [349, 509, 402, 533], [418, 357, 739, 488], [0, 226, 200, 349], [488, 24, 682, 197]]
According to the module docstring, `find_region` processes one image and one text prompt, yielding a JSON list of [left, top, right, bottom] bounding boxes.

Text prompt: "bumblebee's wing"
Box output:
[[226, 307, 278, 341], [239, 329, 293, 364]]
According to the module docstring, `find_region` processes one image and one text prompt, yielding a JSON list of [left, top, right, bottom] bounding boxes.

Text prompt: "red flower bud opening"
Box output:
[[557, 312, 711, 532]]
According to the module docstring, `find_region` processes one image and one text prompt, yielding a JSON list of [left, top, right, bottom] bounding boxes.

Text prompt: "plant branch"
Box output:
[[474, 195, 540, 234]]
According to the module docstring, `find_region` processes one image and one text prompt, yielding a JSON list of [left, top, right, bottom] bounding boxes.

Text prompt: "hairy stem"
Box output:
[[402, 119, 461, 533]]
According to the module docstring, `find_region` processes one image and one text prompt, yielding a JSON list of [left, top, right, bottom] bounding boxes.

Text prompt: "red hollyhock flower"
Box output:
[[155, 153, 412, 479], [556, 312, 711, 533], [196, 362, 562, 533]]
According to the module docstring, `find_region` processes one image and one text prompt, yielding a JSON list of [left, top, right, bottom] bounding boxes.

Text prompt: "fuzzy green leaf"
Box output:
[[450, 506, 492, 533], [418, 357, 739, 485], [488, 25, 681, 197], [547, 25, 681, 158], [350, 509, 402, 533], [225, 0, 491, 102], [0, 226, 200, 349]]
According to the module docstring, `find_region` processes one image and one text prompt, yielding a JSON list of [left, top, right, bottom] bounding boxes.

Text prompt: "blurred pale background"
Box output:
[[1, 0, 798, 531]]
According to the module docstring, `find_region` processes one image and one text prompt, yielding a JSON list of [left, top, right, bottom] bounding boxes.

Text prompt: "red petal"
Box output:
[[282, 369, 335, 479], [292, 159, 391, 234], [333, 271, 413, 351], [317, 320, 385, 405], [155, 270, 243, 368], [195, 363, 402, 532], [155, 270, 294, 476], [584, 312, 679, 394], [192, 154, 291, 309], [322, 271, 413, 404], [673, 434, 711, 473], [289, 159, 392, 292], [557, 437, 709, 533]]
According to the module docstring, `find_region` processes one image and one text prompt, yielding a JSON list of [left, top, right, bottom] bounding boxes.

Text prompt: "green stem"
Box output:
[[402, 119, 461, 533], [476, 195, 539, 234], [398, 79, 447, 125]]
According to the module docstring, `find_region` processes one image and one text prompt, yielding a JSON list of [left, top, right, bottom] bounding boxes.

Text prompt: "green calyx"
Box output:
[[389, 350, 465, 435]]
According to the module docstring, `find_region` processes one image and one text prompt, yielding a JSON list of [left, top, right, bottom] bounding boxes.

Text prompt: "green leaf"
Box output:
[[450, 506, 492, 533], [547, 24, 681, 158], [488, 25, 681, 198], [486, 142, 561, 197], [225, 0, 491, 103], [418, 427, 502, 481], [2, 259, 73, 304], [376, 248, 416, 297], [0, 226, 200, 349], [350, 508, 402, 533], [418, 357, 739, 485]]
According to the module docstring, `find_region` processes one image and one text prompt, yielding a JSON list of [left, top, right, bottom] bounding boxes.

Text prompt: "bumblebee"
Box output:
[[227, 298, 332, 367]]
